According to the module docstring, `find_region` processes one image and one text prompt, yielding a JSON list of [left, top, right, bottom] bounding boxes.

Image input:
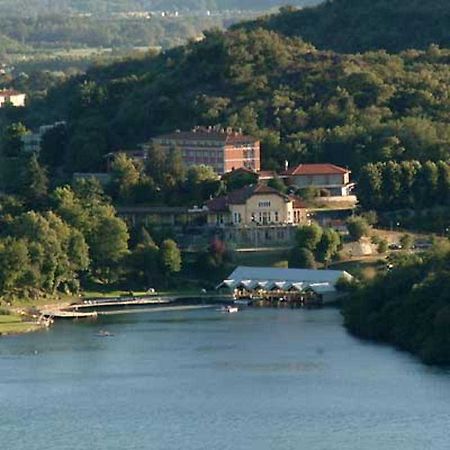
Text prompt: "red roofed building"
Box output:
[[151, 126, 260, 174], [0, 89, 26, 108], [283, 163, 354, 196]]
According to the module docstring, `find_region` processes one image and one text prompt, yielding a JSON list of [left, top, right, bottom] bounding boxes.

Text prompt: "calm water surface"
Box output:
[[0, 308, 449, 450]]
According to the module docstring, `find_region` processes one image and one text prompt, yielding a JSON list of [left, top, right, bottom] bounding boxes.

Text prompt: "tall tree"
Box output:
[[159, 239, 182, 276], [20, 154, 48, 204], [1, 122, 28, 157]]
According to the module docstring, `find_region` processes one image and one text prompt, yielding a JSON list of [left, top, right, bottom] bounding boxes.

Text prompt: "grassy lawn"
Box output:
[[235, 249, 289, 267], [329, 256, 386, 278], [0, 314, 41, 335]]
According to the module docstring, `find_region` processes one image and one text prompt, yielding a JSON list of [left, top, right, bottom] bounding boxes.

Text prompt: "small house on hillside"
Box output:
[[0, 89, 26, 108], [283, 163, 354, 197]]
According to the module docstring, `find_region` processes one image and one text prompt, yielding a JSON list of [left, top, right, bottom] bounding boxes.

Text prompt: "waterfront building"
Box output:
[[219, 266, 352, 304], [150, 126, 261, 174]]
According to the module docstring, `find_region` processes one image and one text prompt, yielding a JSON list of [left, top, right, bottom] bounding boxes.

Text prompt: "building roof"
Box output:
[[284, 163, 350, 176], [0, 89, 24, 97], [257, 170, 277, 180], [221, 166, 258, 180], [154, 126, 258, 145], [218, 266, 352, 293], [206, 184, 292, 212], [289, 195, 308, 209]]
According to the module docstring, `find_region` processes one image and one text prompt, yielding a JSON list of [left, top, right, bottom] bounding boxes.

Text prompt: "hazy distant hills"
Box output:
[[237, 0, 450, 52], [0, 0, 319, 15]]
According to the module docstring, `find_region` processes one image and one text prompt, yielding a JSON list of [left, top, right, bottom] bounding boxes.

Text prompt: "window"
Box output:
[[274, 211, 279, 222], [258, 201, 271, 208], [233, 212, 241, 224]]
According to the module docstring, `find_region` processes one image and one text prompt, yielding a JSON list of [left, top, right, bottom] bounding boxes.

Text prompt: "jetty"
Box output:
[[39, 293, 231, 320]]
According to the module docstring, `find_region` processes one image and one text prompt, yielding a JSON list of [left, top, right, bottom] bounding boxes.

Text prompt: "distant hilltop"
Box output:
[[0, 0, 320, 16], [235, 0, 450, 53]]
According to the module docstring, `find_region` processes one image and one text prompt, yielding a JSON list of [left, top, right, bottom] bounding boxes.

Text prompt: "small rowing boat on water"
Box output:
[[221, 305, 239, 314], [96, 330, 114, 337]]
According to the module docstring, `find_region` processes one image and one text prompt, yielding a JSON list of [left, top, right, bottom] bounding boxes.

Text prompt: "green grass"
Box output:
[[329, 256, 386, 278], [0, 314, 40, 335], [235, 249, 289, 267]]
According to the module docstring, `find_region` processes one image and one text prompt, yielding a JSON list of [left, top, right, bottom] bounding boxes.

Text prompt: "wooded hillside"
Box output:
[[237, 0, 450, 53]]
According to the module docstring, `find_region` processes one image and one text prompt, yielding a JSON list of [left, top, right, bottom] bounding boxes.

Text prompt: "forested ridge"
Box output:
[[0, 1, 449, 312], [343, 246, 450, 365], [237, 0, 450, 53], [16, 27, 449, 175]]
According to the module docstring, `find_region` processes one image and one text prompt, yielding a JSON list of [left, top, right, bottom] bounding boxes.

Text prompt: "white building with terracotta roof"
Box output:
[[206, 184, 308, 227], [0, 90, 26, 108], [283, 163, 354, 197]]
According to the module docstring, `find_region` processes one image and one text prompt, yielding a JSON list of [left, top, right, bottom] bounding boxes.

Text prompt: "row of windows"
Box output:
[[183, 150, 223, 158], [159, 139, 223, 147]]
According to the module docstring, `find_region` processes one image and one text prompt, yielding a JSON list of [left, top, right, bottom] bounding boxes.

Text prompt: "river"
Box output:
[[0, 308, 449, 450]]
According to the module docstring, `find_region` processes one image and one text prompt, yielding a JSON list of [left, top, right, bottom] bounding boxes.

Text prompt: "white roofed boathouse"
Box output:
[[218, 266, 352, 306]]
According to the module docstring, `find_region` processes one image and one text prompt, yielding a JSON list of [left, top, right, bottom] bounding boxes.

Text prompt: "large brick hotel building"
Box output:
[[151, 126, 260, 174]]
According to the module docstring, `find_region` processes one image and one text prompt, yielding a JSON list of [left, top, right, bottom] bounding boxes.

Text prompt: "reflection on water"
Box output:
[[1, 308, 449, 450]]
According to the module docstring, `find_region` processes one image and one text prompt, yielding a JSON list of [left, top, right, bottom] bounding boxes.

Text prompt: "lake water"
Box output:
[[1, 308, 449, 450]]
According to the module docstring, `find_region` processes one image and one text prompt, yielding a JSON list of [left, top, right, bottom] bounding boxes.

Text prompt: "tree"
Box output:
[[346, 216, 370, 241], [288, 247, 316, 268], [436, 161, 450, 205], [146, 142, 167, 186], [357, 163, 383, 210], [1, 122, 28, 157], [88, 211, 130, 280], [0, 237, 30, 294], [159, 239, 182, 276], [377, 239, 388, 254], [295, 223, 323, 251], [129, 236, 160, 286], [19, 154, 48, 204], [164, 147, 186, 188], [109, 153, 141, 202], [223, 169, 258, 191], [315, 228, 341, 264], [39, 123, 68, 168], [267, 176, 287, 193], [185, 165, 220, 202], [400, 234, 414, 250]]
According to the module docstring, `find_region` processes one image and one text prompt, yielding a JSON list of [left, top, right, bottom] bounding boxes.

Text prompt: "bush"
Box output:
[[377, 239, 388, 254], [346, 216, 371, 241], [288, 247, 316, 268]]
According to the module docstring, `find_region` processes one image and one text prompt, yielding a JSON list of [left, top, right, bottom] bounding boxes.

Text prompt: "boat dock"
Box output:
[[39, 294, 231, 320]]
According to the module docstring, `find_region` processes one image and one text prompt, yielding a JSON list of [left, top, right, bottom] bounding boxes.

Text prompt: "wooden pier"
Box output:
[[39, 294, 231, 320]]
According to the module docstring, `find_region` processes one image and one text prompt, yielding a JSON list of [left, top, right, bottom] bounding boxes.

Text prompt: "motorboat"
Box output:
[[222, 305, 239, 313]]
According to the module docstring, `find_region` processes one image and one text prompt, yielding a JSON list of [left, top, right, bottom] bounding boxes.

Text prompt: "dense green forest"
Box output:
[[0, 14, 235, 51], [10, 27, 448, 175], [237, 0, 450, 53], [343, 245, 450, 365]]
